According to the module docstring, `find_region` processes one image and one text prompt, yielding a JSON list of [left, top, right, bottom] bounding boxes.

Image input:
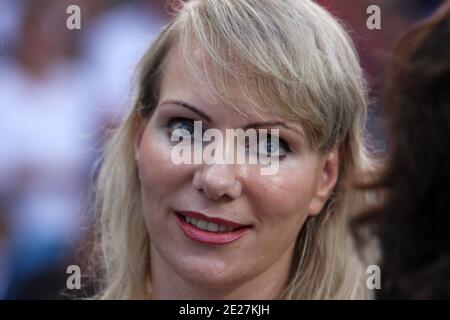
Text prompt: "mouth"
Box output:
[[174, 210, 251, 245]]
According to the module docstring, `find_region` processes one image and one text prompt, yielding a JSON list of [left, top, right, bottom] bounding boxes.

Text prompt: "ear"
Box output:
[[307, 146, 340, 216], [133, 115, 147, 162]]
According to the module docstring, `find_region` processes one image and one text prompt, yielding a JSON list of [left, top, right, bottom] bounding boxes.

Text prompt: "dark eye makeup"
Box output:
[[165, 117, 292, 159]]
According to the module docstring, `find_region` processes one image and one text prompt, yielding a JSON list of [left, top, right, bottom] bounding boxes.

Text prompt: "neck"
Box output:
[[149, 243, 295, 299]]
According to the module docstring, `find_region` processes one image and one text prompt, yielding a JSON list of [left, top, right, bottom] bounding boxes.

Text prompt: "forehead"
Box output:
[[158, 45, 286, 125]]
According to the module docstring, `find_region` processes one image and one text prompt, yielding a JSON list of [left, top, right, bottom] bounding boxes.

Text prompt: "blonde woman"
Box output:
[[93, 0, 373, 299]]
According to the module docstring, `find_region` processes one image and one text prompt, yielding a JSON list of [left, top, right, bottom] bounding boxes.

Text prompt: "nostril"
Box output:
[[192, 164, 242, 200]]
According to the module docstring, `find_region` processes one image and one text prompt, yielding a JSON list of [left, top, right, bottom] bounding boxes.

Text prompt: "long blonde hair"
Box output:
[[93, 0, 374, 299]]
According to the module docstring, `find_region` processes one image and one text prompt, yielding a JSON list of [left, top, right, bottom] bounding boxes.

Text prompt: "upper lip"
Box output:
[[174, 210, 250, 228]]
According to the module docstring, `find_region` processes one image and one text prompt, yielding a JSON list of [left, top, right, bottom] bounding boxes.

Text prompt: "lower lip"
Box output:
[[175, 213, 249, 245]]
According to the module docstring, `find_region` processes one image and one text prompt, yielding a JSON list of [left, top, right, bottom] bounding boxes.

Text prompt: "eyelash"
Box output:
[[165, 117, 292, 158], [259, 135, 291, 159], [166, 117, 198, 135]]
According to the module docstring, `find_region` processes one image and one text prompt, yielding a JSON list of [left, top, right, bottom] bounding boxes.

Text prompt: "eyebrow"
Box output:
[[242, 121, 299, 135], [158, 99, 302, 135], [159, 100, 212, 122]]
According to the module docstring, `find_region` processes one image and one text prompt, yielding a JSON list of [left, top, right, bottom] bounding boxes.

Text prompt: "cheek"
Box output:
[[238, 160, 322, 259], [246, 159, 320, 222], [136, 128, 190, 208]]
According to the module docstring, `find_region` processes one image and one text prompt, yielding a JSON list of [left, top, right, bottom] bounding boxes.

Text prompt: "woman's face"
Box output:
[[133, 48, 339, 295]]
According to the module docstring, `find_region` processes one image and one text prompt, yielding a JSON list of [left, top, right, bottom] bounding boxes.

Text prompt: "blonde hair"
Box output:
[[93, 0, 373, 299]]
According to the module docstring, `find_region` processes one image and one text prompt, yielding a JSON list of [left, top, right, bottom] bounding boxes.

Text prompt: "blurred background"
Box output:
[[0, 0, 445, 299]]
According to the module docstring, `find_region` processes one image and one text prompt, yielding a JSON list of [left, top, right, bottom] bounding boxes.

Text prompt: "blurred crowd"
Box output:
[[0, 0, 168, 298], [0, 0, 445, 299]]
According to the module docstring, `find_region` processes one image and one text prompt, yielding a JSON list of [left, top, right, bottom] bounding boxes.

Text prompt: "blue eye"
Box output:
[[257, 135, 290, 158], [167, 117, 195, 140]]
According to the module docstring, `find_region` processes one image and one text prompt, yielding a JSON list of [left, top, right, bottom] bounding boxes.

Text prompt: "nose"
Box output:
[[192, 163, 243, 200]]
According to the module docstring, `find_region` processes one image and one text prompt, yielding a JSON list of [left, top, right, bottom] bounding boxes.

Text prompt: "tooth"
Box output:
[[185, 216, 190, 223], [197, 220, 208, 230], [191, 217, 197, 225], [218, 225, 227, 232], [206, 222, 219, 232]]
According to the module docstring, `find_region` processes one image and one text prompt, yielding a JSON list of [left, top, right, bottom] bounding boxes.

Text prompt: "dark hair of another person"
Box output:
[[352, 0, 450, 299]]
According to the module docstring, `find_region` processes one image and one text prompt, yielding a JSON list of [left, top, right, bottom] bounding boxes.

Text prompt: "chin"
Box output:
[[175, 259, 245, 289]]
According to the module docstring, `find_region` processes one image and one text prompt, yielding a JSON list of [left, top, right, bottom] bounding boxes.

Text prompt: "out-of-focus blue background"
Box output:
[[0, 0, 444, 299]]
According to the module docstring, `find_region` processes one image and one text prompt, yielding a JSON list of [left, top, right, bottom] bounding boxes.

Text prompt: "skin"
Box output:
[[133, 47, 339, 299]]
